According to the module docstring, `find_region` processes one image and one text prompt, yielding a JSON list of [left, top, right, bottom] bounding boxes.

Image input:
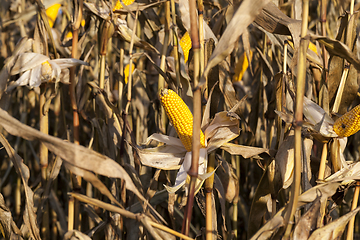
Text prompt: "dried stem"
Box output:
[[317, 142, 328, 181], [284, 0, 309, 235], [347, 181, 360, 240]]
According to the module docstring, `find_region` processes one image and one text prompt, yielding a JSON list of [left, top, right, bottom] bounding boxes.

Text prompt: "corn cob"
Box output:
[[333, 104, 360, 137], [46, 4, 61, 28], [113, 0, 135, 11], [124, 63, 135, 84], [160, 89, 205, 152], [180, 32, 192, 63], [233, 50, 252, 82]]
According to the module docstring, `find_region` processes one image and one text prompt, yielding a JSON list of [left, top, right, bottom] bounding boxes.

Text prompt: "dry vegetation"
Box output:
[[1, 0, 360, 239]]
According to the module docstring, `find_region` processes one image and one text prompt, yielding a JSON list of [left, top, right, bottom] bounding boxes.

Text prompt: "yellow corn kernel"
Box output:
[[333, 104, 360, 137], [160, 89, 205, 152], [180, 32, 192, 63], [233, 50, 252, 82], [124, 63, 135, 84], [46, 4, 61, 28], [113, 0, 135, 11]]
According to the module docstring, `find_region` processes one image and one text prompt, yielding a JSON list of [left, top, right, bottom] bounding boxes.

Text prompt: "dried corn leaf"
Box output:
[[0, 133, 41, 240], [293, 198, 321, 240], [311, 34, 360, 71], [248, 161, 275, 238], [220, 142, 269, 158], [308, 207, 360, 240], [0, 108, 145, 202], [201, 0, 270, 86], [64, 230, 92, 240], [0, 193, 23, 239], [254, 2, 301, 49]]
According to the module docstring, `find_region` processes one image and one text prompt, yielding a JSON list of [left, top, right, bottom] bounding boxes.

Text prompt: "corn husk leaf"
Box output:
[[205, 112, 241, 152]]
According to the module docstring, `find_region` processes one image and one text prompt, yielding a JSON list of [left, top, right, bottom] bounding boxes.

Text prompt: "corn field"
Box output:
[[1, 0, 360, 239]]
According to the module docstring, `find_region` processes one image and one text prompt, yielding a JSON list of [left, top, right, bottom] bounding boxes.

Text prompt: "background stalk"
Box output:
[[284, 0, 309, 236], [158, 1, 170, 134], [205, 152, 216, 240], [68, 0, 83, 231]]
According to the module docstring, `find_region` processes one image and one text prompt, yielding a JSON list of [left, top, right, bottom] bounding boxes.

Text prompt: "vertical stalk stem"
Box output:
[[347, 182, 360, 240], [68, 0, 83, 231], [182, 0, 201, 235], [317, 142, 327, 181], [205, 152, 216, 240]]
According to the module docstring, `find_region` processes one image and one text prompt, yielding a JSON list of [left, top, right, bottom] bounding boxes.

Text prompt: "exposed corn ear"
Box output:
[[113, 0, 135, 11], [233, 50, 252, 82], [160, 89, 205, 152], [333, 104, 360, 137], [180, 32, 192, 63], [124, 63, 135, 84], [41, 61, 53, 81], [45, 4, 61, 28]]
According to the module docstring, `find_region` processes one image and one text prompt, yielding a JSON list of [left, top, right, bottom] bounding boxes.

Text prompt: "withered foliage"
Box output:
[[1, 0, 360, 239]]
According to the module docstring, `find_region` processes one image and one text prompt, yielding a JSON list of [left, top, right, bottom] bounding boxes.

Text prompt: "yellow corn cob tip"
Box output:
[[333, 104, 360, 137], [46, 3, 61, 28], [41, 61, 53, 81], [180, 32, 192, 63], [233, 50, 252, 82], [124, 63, 135, 84], [113, 0, 135, 11], [160, 89, 206, 152]]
